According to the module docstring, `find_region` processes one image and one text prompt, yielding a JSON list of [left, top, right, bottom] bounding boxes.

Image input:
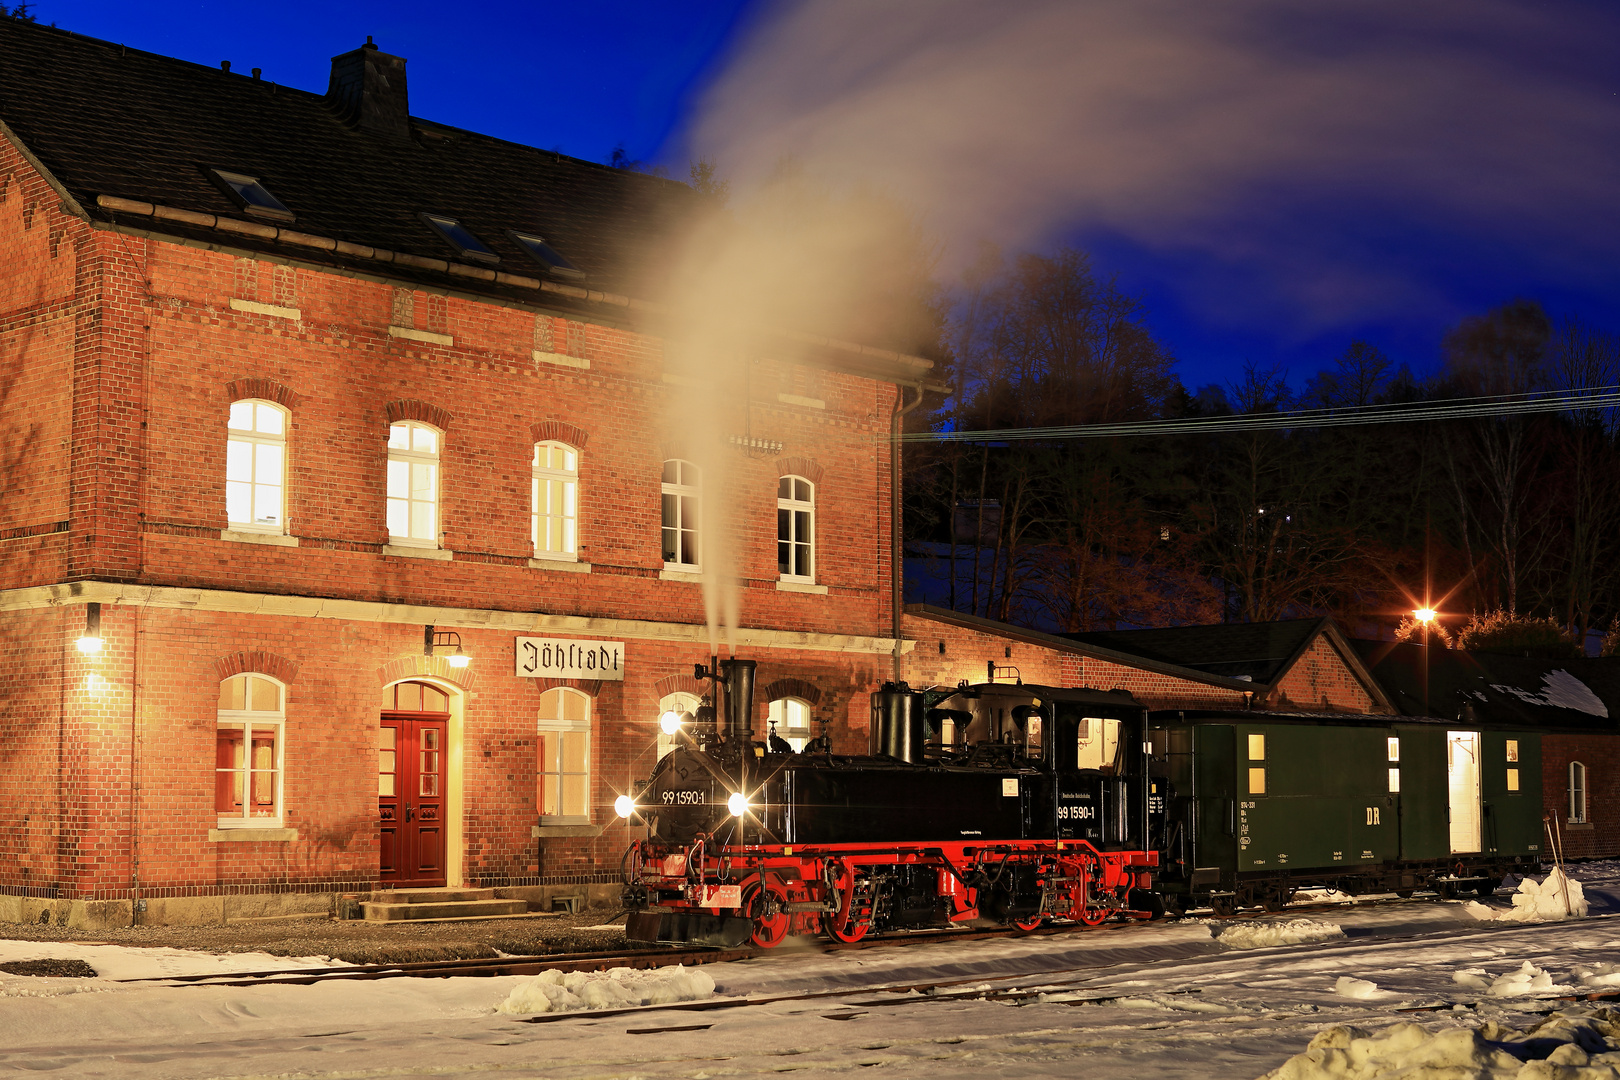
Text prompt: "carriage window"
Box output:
[[1387, 737, 1400, 762], [1388, 768, 1401, 793], [1247, 733, 1266, 760], [1248, 767, 1267, 795], [1506, 740, 1519, 763], [1076, 717, 1120, 772], [1507, 768, 1520, 792]]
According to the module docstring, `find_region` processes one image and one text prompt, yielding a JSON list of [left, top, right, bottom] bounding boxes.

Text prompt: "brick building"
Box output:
[[0, 23, 937, 926]]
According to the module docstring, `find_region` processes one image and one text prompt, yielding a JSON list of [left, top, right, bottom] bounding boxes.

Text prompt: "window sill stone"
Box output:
[[383, 544, 453, 561], [529, 557, 591, 573], [230, 298, 301, 321], [209, 828, 298, 843], [388, 325, 454, 346], [1568, 821, 1594, 831], [221, 529, 299, 547], [532, 824, 603, 838], [776, 392, 825, 409], [776, 580, 828, 595], [659, 568, 703, 583], [533, 350, 590, 370]]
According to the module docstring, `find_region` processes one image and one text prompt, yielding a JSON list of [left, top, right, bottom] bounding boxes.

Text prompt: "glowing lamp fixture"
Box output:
[[1414, 608, 1437, 624], [659, 710, 685, 735], [727, 791, 749, 817], [614, 794, 636, 819], [424, 625, 470, 667], [76, 602, 103, 654]]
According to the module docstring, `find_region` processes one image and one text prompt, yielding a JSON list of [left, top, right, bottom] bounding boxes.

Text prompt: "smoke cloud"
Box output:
[[680, 0, 1620, 336]]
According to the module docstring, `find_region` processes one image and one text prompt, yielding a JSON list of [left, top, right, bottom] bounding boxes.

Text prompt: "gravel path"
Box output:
[[0, 909, 640, 966]]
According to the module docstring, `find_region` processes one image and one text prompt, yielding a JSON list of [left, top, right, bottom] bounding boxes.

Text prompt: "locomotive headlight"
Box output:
[[659, 710, 684, 735], [614, 795, 637, 819], [727, 791, 749, 817]]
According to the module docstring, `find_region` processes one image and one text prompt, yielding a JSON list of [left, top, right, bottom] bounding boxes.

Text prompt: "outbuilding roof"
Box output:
[[1352, 640, 1620, 732]]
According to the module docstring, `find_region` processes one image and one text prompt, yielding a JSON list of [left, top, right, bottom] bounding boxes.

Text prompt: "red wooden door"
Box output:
[[380, 685, 449, 887]]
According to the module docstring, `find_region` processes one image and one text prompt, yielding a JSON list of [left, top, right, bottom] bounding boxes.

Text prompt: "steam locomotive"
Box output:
[[619, 659, 1544, 948]]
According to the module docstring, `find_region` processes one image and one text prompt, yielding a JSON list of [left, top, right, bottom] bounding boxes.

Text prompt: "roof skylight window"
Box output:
[[507, 231, 585, 280], [421, 214, 499, 264], [209, 170, 295, 222]]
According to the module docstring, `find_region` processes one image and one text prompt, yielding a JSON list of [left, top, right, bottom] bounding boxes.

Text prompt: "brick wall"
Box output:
[[1269, 635, 1379, 712], [1542, 732, 1620, 860]]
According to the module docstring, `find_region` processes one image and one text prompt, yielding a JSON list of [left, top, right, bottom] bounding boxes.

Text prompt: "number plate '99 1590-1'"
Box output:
[[662, 789, 704, 805]]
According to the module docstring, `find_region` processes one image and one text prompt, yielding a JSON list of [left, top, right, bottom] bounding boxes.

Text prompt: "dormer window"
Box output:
[[209, 170, 295, 222], [507, 231, 584, 279], [421, 214, 499, 264]]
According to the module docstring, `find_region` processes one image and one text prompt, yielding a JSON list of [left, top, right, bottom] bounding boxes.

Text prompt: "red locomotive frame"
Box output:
[[627, 834, 1159, 947]]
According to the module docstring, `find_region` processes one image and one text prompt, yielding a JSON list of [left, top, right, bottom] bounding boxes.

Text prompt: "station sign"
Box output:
[[514, 637, 625, 680]]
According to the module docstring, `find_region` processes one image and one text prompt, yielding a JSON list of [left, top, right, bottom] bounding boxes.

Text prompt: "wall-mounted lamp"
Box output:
[[424, 625, 470, 668], [76, 603, 103, 654]]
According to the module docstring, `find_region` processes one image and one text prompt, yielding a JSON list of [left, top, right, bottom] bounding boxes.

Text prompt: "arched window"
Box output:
[[661, 459, 700, 570], [777, 475, 815, 582], [537, 688, 591, 822], [387, 421, 441, 547], [227, 399, 288, 532], [657, 691, 700, 760], [767, 697, 815, 752], [532, 441, 579, 560], [216, 673, 286, 827], [1571, 761, 1589, 824]]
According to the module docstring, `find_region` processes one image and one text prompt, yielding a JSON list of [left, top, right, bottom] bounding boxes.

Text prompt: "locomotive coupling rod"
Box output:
[[784, 901, 835, 913]]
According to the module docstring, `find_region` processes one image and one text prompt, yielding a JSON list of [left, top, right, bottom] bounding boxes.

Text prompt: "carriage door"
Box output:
[[380, 681, 450, 887], [1447, 730, 1482, 854]]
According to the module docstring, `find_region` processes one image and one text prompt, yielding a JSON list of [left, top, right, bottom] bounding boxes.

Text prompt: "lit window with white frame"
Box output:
[[1571, 761, 1589, 824], [216, 673, 285, 827], [387, 422, 440, 547], [227, 399, 288, 532], [777, 475, 815, 582], [661, 459, 700, 570], [657, 691, 699, 761], [537, 687, 591, 822], [532, 442, 579, 559], [768, 697, 815, 751]]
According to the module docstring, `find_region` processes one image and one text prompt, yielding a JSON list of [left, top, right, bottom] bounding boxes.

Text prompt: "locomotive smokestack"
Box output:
[[719, 658, 757, 744]]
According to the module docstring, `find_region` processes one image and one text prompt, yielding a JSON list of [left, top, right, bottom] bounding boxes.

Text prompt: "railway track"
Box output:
[[117, 888, 1470, 989]]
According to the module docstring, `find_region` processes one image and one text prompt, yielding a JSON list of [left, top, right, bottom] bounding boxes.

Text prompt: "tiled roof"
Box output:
[[1353, 639, 1620, 730], [0, 21, 707, 312], [1063, 619, 1329, 684]]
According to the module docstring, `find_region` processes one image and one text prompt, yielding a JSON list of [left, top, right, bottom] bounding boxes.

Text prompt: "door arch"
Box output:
[[380, 679, 463, 887]]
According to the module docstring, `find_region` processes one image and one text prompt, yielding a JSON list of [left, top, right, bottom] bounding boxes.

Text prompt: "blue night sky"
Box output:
[[37, 0, 1620, 394]]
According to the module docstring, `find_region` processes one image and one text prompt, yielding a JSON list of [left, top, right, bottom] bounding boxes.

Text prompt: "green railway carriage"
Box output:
[[1149, 711, 1543, 914]]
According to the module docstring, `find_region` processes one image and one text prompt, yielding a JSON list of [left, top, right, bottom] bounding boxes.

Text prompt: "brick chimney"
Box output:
[[326, 37, 410, 139]]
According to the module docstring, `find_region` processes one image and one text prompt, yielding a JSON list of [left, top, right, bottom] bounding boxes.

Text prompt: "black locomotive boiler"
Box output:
[[620, 659, 1161, 948]]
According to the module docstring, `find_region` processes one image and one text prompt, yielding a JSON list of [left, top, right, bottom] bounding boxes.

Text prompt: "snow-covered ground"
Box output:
[[4, 864, 1619, 1080]]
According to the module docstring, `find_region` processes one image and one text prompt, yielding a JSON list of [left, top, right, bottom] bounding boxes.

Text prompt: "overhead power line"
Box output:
[[899, 385, 1620, 443]]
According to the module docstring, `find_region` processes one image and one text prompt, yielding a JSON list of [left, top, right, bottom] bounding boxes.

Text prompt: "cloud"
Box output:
[[682, 0, 1620, 334]]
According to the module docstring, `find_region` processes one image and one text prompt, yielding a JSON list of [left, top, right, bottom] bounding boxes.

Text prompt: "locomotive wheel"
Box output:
[[822, 911, 871, 943], [1209, 894, 1237, 918], [1012, 913, 1045, 932], [742, 877, 791, 949]]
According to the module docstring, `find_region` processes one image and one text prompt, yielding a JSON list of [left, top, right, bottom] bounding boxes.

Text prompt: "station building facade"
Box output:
[[0, 23, 931, 926]]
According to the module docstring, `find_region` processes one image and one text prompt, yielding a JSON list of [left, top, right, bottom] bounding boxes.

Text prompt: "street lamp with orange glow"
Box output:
[[1414, 607, 1438, 715]]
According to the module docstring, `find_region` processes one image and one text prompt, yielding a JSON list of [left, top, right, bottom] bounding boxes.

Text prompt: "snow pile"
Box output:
[[1463, 868, 1587, 923], [1332, 977, 1383, 999], [1575, 963, 1620, 990], [1214, 919, 1345, 949], [1452, 960, 1572, 998], [495, 965, 716, 1015], [1259, 1010, 1620, 1079]]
